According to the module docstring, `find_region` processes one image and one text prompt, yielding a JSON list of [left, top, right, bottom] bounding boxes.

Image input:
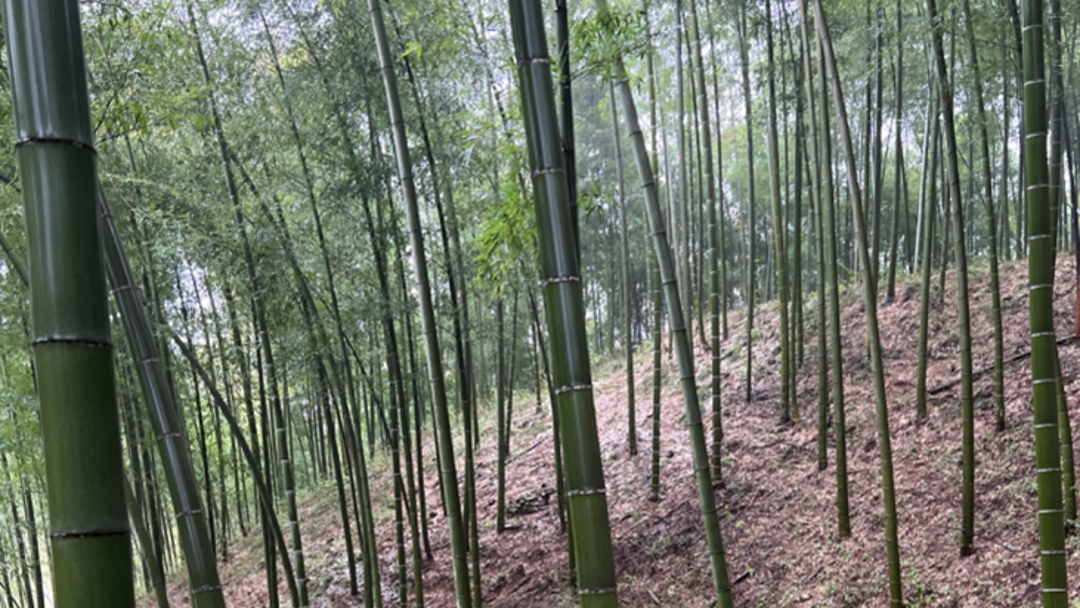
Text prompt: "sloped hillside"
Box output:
[[149, 255, 1080, 607]]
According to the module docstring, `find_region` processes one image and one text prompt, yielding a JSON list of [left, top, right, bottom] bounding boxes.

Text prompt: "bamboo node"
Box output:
[[32, 337, 112, 349], [554, 383, 591, 395], [517, 57, 551, 70], [542, 275, 581, 287], [567, 486, 606, 497], [15, 137, 96, 154], [531, 167, 564, 179], [577, 587, 617, 595], [50, 528, 129, 540], [192, 584, 223, 593]]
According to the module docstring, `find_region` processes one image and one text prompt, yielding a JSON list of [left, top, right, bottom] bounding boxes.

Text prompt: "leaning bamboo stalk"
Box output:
[[172, 336, 299, 606], [594, 0, 733, 603], [99, 190, 225, 607]]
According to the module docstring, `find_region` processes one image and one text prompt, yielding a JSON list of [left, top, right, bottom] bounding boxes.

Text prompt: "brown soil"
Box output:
[[150, 255, 1080, 607]]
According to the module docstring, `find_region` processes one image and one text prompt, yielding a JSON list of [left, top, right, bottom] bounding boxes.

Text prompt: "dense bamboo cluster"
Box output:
[[0, 0, 1078, 606]]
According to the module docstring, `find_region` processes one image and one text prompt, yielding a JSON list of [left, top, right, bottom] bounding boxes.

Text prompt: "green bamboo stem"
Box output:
[[916, 108, 940, 423], [4, 1, 135, 603], [368, 0, 470, 604], [814, 1, 901, 601], [100, 190, 226, 606], [804, 0, 851, 536], [3, 220, 172, 608], [797, 1, 826, 472], [765, 0, 792, 425], [554, 0, 578, 260], [595, 0, 732, 602], [961, 0, 1005, 435], [644, 0, 664, 500], [508, 1, 618, 605], [703, 0, 728, 342], [0, 229, 27, 287], [1047, 0, 1077, 526], [1021, 0, 1070, 604], [125, 476, 169, 608], [737, 5, 756, 404], [610, 82, 637, 457], [687, 0, 722, 476], [388, 208, 425, 607], [927, 0, 976, 557], [885, 1, 903, 304], [497, 299, 508, 532]]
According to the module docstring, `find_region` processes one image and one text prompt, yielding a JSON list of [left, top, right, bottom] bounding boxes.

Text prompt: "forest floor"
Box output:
[[147, 254, 1080, 607]]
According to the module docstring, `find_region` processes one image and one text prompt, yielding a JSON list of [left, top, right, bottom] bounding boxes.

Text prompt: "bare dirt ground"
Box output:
[[150, 254, 1080, 607]]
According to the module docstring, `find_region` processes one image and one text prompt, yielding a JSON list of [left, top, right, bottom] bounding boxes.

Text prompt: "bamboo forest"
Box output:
[[4, 0, 1080, 605]]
